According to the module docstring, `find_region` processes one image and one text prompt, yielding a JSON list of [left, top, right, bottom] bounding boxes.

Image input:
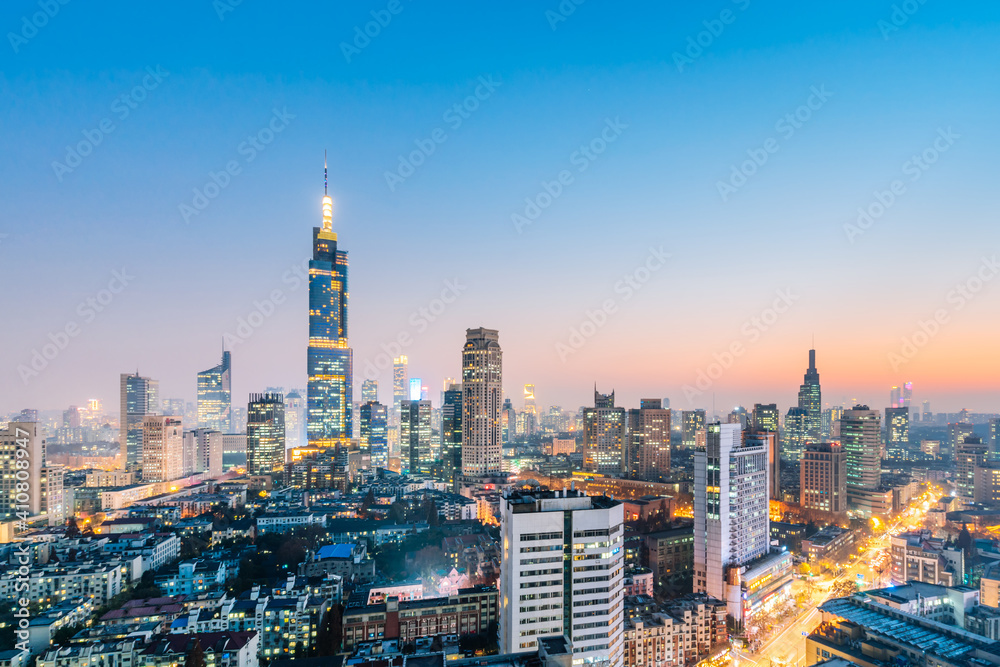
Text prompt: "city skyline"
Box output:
[[5, 3, 1000, 415]]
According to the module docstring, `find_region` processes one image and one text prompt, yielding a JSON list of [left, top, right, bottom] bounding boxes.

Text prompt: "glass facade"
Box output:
[[197, 350, 231, 432], [360, 401, 388, 469], [307, 215, 353, 449]]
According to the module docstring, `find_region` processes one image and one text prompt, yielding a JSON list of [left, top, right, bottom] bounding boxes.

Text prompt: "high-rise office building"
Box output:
[[284, 391, 306, 451], [800, 442, 847, 513], [120, 372, 159, 473], [307, 162, 352, 449], [441, 384, 462, 489], [183, 429, 224, 478], [822, 406, 844, 439], [361, 379, 378, 404], [248, 393, 285, 476], [627, 399, 670, 481], [681, 409, 705, 450], [499, 488, 624, 665], [751, 403, 779, 433], [197, 350, 232, 432], [949, 422, 975, 459], [728, 406, 749, 428], [393, 356, 408, 409], [584, 388, 626, 475], [956, 435, 988, 505], [693, 422, 769, 626], [797, 348, 822, 443], [359, 401, 388, 470], [501, 398, 515, 445], [399, 399, 431, 475], [461, 328, 502, 477], [0, 421, 65, 526], [884, 407, 910, 454], [141, 415, 183, 483], [840, 406, 881, 509], [782, 407, 808, 461]]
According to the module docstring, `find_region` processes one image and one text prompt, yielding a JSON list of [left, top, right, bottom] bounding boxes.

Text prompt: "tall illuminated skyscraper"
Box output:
[[400, 399, 432, 475], [693, 422, 769, 627], [681, 409, 705, 450], [584, 387, 626, 474], [361, 379, 378, 404], [840, 405, 881, 511], [409, 378, 422, 401], [393, 357, 408, 410], [442, 384, 462, 490], [197, 350, 232, 432], [120, 372, 159, 472], [248, 393, 285, 476], [797, 348, 821, 443], [627, 398, 670, 481], [359, 401, 388, 469], [461, 327, 502, 477], [307, 159, 352, 449]]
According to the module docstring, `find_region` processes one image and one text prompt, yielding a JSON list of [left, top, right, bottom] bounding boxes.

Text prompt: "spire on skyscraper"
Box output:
[[322, 151, 333, 232]]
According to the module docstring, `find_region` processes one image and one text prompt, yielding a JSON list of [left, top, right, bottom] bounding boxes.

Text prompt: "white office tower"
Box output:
[[500, 488, 624, 667], [694, 422, 769, 626]]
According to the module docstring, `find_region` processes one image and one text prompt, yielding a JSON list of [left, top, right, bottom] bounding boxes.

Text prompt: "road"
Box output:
[[737, 489, 941, 667]]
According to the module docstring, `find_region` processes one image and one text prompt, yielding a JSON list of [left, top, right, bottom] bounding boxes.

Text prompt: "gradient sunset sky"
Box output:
[[3, 1, 1000, 416]]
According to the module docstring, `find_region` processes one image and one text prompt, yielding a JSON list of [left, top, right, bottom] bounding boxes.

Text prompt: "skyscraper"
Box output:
[[183, 429, 224, 478], [693, 422, 769, 626], [956, 435, 988, 505], [782, 407, 807, 461], [361, 379, 378, 404], [248, 393, 285, 476], [461, 327, 502, 477], [197, 350, 232, 432], [681, 409, 705, 450], [307, 161, 352, 449], [284, 390, 306, 451], [627, 398, 670, 481], [141, 415, 183, 483], [400, 399, 432, 475], [120, 372, 158, 472], [500, 398, 515, 445], [441, 384, 462, 490], [392, 356, 408, 409], [990, 417, 1000, 461], [840, 406, 881, 510], [584, 388, 626, 475], [359, 401, 388, 469], [1, 421, 65, 526], [796, 348, 821, 443], [751, 403, 779, 433], [498, 488, 624, 665], [884, 407, 910, 455], [800, 442, 847, 513]]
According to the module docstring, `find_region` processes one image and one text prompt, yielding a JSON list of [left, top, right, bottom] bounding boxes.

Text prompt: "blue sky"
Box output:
[[3, 1, 1000, 416]]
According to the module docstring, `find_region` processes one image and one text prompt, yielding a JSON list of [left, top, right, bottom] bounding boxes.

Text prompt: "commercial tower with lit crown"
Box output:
[[307, 160, 353, 449], [461, 328, 502, 477], [798, 348, 822, 442]]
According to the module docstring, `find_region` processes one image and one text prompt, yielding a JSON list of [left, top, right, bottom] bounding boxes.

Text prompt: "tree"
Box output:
[[316, 605, 343, 656], [389, 501, 407, 524], [185, 637, 206, 667], [65, 517, 81, 538]]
